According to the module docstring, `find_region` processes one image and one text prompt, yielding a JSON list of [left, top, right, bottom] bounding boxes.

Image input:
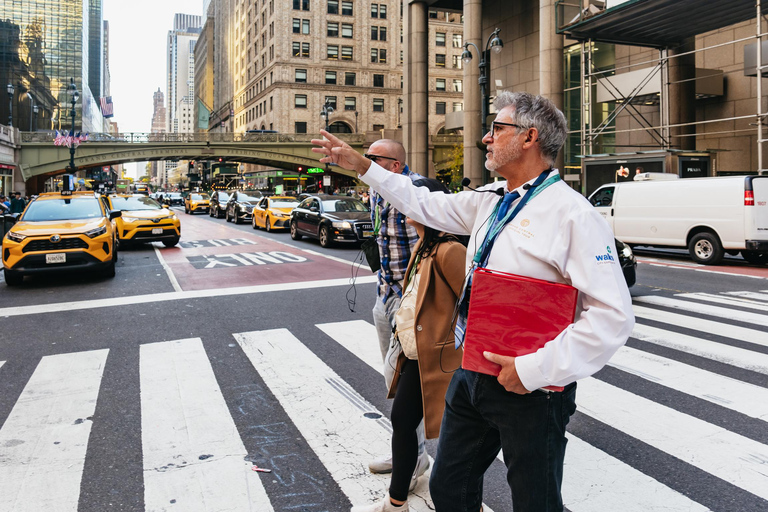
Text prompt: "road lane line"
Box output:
[[153, 245, 183, 292], [633, 305, 768, 348], [0, 361, 4, 370], [676, 292, 768, 311], [724, 291, 768, 301], [632, 323, 768, 375], [318, 321, 705, 512], [140, 338, 272, 512], [577, 378, 768, 501], [634, 295, 768, 327], [235, 328, 447, 512], [0, 275, 377, 318], [0, 349, 109, 512], [608, 346, 768, 421]]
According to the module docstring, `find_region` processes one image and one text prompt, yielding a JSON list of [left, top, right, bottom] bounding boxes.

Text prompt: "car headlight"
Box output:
[[85, 225, 107, 238], [122, 216, 139, 223], [332, 221, 352, 229], [158, 215, 177, 221], [272, 211, 286, 218], [6, 230, 26, 243]]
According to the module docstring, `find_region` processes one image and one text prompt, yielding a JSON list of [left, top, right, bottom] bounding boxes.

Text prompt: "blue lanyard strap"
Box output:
[[473, 170, 560, 267]]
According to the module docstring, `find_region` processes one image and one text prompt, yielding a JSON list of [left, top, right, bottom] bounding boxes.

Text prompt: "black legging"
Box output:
[[389, 358, 424, 501]]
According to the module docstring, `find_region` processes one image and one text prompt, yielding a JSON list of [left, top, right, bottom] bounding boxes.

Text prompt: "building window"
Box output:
[[380, 4, 387, 18], [436, 32, 446, 47], [341, 1, 353, 15], [327, 22, 339, 37], [373, 98, 384, 112], [345, 97, 356, 110], [429, 10, 437, 19], [328, 0, 338, 14], [371, 27, 378, 41], [379, 27, 387, 41], [436, 102, 446, 115], [327, 45, 339, 59], [341, 46, 353, 60], [373, 124, 384, 131], [295, 69, 307, 83], [302, 42, 310, 57], [453, 102, 463, 112], [293, 19, 301, 33], [371, 4, 378, 17], [436, 78, 446, 91], [270, 96, 273, 111], [379, 49, 387, 63], [436, 54, 446, 67], [345, 72, 356, 85], [295, 94, 307, 108], [452, 34, 463, 48], [292, 42, 301, 57], [452, 55, 463, 69], [326, 70, 337, 84], [325, 96, 337, 109], [373, 74, 384, 87], [293, 0, 309, 10], [341, 23, 353, 38], [371, 48, 378, 63], [453, 79, 463, 92], [302, 19, 310, 34], [295, 121, 307, 133]]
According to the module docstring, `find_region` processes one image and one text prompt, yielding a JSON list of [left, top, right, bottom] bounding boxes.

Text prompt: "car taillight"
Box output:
[[745, 190, 754, 206]]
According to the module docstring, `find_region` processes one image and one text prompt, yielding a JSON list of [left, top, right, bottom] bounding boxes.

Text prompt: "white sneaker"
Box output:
[[368, 454, 393, 474], [408, 452, 430, 491], [351, 493, 409, 512]]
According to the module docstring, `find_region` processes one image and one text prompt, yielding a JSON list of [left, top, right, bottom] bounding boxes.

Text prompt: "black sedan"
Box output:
[[163, 192, 184, 206], [209, 190, 231, 218], [225, 190, 262, 224], [615, 238, 637, 288], [290, 195, 372, 247]]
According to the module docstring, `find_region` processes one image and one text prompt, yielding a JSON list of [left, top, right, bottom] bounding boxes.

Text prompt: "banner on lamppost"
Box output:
[[198, 99, 210, 130]]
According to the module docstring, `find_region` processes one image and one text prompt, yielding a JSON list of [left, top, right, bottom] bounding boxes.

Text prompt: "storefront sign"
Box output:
[[307, 168, 324, 174]]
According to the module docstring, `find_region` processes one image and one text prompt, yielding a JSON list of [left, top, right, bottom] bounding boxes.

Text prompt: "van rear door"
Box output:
[[746, 176, 768, 247], [588, 185, 616, 232]]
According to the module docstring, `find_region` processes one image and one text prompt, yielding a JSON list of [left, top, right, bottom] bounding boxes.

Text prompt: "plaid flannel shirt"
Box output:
[[370, 165, 423, 302]]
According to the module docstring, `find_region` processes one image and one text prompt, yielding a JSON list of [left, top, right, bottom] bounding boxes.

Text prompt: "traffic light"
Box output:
[[188, 161, 194, 171], [298, 166, 303, 172], [218, 158, 223, 162]]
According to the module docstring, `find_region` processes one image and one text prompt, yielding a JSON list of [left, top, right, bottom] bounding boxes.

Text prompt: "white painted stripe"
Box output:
[[141, 338, 272, 512], [633, 305, 768, 349], [634, 295, 768, 327], [236, 329, 443, 512], [725, 291, 768, 302], [632, 323, 768, 375], [318, 322, 707, 512], [0, 275, 377, 318], [0, 361, 4, 370], [562, 433, 709, 512], [153, 245, 183, 292], [608, 346, 768, 421], [0, 349, 109, 512], [577, 378, 768, 500], [677, 292, 768, 312], [647, 262, 767, 279]]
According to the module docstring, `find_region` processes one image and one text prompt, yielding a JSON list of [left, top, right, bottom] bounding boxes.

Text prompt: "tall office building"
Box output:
[[167, 13, 202, 134], [0, 0, 108, 133], [151, 89, 167, 134]]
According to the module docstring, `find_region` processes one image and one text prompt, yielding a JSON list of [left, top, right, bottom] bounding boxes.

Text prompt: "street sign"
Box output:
[[307, 168, 324, 174]]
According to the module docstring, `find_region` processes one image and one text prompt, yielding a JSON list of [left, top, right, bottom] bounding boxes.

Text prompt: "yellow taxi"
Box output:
[[184, 192, 210, 214], [104, 194, 181, 247], [252, 195, 300, 231], [2, 191, 121, 286]]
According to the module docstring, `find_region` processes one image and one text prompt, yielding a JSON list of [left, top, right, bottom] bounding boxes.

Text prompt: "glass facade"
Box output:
[[0, 0, 105, 133]]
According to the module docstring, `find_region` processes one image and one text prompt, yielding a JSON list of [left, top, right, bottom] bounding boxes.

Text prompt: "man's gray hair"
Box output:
[[494, 91, 568, 165]]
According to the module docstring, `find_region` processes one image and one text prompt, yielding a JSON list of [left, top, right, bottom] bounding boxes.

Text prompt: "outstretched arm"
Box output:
[[311, 130, 371, 175]]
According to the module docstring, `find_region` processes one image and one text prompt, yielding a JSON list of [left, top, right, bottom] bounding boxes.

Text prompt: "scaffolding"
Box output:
[[557, 0, 768, 179]]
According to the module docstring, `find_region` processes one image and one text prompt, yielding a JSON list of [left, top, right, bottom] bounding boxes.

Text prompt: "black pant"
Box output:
[[389, 358, 423, 501]]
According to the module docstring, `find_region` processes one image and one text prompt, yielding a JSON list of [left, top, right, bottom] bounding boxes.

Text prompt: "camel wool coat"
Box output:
[[387, 238, 467, 439]]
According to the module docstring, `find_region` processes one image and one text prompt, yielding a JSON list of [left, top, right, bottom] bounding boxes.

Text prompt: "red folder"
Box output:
[[461, 267, 578, 392]]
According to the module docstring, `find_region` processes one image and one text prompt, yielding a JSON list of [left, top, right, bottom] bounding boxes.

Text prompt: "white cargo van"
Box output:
[[587, 175, 768, 265]]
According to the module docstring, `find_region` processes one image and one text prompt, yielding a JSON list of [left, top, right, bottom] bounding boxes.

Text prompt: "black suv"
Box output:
[[208, 190, 231, 218], [290, 194, 372, 247], [225, 190, 263, 224]]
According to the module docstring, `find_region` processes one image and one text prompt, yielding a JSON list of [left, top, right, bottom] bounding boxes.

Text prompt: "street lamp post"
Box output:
[[320, 98, 334, 131], [6, 83, 14, 127], [354, 111, 358, 132], [462, 28, 504, 138], [66, 78, 79, 173], [27, 92, 35, 131], [32, 105, 38, 132]]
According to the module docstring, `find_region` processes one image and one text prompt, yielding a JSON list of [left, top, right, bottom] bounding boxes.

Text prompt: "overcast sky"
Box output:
[[103, 0, 204, 177]]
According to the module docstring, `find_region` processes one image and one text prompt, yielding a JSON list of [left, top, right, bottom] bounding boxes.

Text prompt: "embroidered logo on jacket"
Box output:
[[595, 246, 615, 263]]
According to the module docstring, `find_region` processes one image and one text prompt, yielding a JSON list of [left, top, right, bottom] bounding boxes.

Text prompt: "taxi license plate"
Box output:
[[46, 253, 66, 264], [151, 228, 163, 235], [363, 230, 373, 237]]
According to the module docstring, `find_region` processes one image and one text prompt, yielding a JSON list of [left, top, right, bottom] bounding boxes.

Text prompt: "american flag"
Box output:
[[100, 96, 114, 118]]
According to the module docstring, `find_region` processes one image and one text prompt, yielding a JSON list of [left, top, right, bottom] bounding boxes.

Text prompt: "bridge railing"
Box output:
[[19, 131, 368, 144]]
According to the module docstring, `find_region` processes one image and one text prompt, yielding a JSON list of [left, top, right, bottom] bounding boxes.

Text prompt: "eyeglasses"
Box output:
[[488, 120, 524, 138], [364, 153, 398, 163]]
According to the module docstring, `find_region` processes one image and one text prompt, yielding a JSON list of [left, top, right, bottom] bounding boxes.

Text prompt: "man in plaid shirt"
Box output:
[[365, 139, 429, 482]]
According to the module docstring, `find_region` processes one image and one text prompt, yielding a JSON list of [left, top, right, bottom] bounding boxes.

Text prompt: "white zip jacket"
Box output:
[[359, 163, 635, 391]]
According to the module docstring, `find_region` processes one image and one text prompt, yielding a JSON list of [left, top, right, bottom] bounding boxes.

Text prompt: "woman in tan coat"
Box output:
[[353, 178, 467, 512]]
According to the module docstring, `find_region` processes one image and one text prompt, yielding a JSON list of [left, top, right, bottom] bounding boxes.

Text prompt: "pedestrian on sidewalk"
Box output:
[[313, 91, 634, 512], [351, 178, 467, 512], [10, 192, 26, 215]]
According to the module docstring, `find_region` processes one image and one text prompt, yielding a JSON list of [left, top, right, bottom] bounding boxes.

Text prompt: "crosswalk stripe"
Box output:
[[140, 338, 273, 512], [724, 291, 768, 302], [0, 361, 4, 370], [577, 378, 768, 500], [0, 349, 109, 512], [633, 305, 768, 349], [632, 323, 768, 375], [634, 295, 768, 327], [318, 321, 707, 512], [235, 329, 440, 512], [677, 292, 768, 312], [608, 346, 768, 421]]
